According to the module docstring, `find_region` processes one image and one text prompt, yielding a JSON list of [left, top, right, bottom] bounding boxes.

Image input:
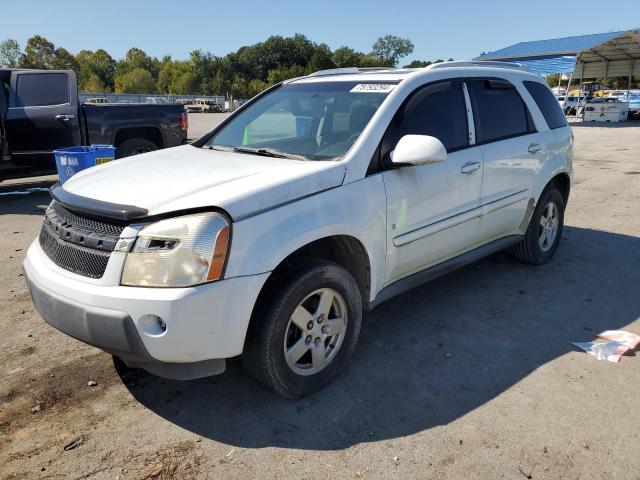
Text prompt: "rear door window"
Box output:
[[524, 81, 568, 129], [16, 73, 69, 107], [466, 79, 534, 143]]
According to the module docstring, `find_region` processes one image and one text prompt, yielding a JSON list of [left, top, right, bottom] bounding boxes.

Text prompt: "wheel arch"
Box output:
[[244, 234, 372, 351], [114, 126, 165, 150], [548, 171, 571, 207]]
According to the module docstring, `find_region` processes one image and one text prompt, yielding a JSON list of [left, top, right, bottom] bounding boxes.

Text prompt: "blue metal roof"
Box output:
[[514, 56, 577, 75], [474, 30, 628, 60]]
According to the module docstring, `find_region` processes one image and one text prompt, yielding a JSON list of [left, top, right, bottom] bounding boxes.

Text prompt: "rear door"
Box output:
[[466, 78, 545, 242], [5, 70, 81, 170]]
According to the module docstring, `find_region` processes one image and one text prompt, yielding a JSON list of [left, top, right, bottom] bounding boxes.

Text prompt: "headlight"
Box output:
[[121, 212, 230, 287]]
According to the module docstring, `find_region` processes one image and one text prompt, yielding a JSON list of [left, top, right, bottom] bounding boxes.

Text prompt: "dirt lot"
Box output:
[[1, 121, 639, 479]]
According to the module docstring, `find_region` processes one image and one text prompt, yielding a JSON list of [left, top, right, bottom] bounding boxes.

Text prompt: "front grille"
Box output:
[[39, 221, 111, 278], [39, 201, 126, 279], [51, 201, 125, 237]]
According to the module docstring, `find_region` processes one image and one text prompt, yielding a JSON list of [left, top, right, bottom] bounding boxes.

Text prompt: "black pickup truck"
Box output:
[[0, 69, 188, 180]]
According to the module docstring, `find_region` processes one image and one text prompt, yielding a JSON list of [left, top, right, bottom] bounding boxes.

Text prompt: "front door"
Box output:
[[5, 71, 81, 172], [381, 80, 484, 284]]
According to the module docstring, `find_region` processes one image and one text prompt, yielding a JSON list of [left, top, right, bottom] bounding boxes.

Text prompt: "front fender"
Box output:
[[224, 176, 387, 301]]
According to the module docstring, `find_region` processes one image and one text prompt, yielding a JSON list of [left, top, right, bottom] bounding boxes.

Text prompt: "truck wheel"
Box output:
[[242, 259, 362, 398], [116, 138, 158, 159], [512, 186, 565, 265]]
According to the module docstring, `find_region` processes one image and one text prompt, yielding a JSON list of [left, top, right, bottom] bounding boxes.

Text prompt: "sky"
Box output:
[[3, 0, 639, 64]]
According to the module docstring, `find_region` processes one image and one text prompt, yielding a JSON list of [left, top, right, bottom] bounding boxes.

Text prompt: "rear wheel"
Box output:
[[512, 186, 564, 264], [242, 260, 362, 398], [116, 138, 158, 159]]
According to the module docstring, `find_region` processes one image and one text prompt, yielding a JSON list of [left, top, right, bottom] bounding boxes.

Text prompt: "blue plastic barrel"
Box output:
[[53, 145, 116, 184]]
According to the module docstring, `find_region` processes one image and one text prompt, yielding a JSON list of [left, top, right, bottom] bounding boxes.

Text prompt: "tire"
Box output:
[[242, 259, 362, 398], [116, 138, 158, 159], [512, 186, 565, 265]]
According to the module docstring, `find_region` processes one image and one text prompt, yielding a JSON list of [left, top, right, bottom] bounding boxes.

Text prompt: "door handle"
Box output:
[[55, 114, 75, 122], [528, 143, 542, 153], [460, 161, 480, 174]]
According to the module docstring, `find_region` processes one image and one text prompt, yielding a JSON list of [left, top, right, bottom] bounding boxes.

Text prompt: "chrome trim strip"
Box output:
[[482, 187, 529, 213], [393, 206, 482, 247]]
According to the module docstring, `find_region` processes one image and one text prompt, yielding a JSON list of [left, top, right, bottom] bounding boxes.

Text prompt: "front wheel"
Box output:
[[242, 260, 362, 398], [512, 186, 565, 264]]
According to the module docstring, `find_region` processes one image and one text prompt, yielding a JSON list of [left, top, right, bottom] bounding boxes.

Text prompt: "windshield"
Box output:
[[205, 81, 395, 160]]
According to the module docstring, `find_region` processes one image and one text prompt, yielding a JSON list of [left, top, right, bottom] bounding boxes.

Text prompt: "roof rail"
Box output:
[[428, 60, 526, 70], [306, 67, 398, 78]]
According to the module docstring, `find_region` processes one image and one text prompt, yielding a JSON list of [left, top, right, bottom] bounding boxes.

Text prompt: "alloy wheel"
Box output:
[[538, 201, 559, 252], [283, 288, 347, 376]]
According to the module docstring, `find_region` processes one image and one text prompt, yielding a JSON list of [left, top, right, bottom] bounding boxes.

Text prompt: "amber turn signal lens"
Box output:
[[207, 225, 229, 281]]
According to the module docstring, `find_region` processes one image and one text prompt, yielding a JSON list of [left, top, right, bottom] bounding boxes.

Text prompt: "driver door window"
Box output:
[[381, 81, 469, 163]]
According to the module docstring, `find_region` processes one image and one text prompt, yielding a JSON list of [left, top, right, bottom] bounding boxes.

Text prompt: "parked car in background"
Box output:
[[606, 90, 627, 100], [24, 63, 572, 398], [186, 98, 222, 113], [560, 95, 593, 115], [84, 97, 109, 104], [146, 97, 169, 104], [626, 93, 640, 118], [0, 69, 188, 180], [176, 98, 192, 106]]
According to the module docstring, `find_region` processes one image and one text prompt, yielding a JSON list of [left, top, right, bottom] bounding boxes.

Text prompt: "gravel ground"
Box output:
[[1, 120, 639, 479]]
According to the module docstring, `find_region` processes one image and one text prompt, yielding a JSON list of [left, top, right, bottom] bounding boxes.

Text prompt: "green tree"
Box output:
[[116, 48, 160, 79], [52, 47, 79, 71], [266, 64, 306, 84], [157, 60, 197, 94], [189, 50, 218, 94], [0, 39, 21, 68], [83, 73, 106, 92], [248, 78, 268, 97], [19, 35, 56, 69], [307, 43, 335, 72], [371, 35, 414, 66], [115, 68, 156, 93], [231, 75, 249, 98], [76, 49, 116, 91], [546, 73, 561, 88], [332, 47, 362, 68], [404, 60, 432, 68]]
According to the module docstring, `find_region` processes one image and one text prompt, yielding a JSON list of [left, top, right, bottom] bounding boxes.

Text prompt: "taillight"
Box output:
[[180, 111, 188, 131]]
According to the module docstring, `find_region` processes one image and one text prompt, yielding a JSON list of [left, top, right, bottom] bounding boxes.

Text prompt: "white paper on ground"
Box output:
[[572, 340, 630, 362], [597, 330, 640, 349]]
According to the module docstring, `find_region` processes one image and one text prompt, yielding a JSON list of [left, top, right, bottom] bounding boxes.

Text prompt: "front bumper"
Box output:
[[24, 240, 270, 379]]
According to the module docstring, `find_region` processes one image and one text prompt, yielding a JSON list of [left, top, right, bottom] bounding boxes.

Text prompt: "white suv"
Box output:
[[24, 62, 572, 398]]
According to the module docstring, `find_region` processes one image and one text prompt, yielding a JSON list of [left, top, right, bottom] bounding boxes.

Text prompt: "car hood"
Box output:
[[62, 145, 346, 219]]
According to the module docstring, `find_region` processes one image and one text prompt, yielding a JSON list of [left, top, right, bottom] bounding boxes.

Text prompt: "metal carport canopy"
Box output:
[[474, 29, 640, 78], [574, 30, 640, 78]]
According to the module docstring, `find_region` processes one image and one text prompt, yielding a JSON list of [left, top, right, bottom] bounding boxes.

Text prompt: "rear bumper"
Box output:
[[24, 240, 270, 379]]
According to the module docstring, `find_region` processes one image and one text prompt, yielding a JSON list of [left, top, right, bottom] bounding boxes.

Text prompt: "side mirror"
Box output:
[[391, 135, 447, 166]]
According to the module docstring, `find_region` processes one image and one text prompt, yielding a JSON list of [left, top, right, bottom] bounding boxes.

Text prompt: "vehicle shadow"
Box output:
[[120, 226, 640, 450], [0, 177, 56, 217]]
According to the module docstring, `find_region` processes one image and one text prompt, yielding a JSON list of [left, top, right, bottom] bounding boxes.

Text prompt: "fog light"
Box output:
[[140, 314, 167, 337]]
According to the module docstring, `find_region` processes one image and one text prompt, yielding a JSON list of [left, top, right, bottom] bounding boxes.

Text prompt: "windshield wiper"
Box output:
[[207, 145, 233, 152], [232, 146, 307, 161]]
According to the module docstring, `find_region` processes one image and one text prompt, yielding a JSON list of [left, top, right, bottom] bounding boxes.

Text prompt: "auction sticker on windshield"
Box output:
[[350, 83, 397, 93]]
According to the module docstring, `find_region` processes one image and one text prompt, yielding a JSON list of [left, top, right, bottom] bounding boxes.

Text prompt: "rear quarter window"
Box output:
[[16, 73, 69, 107], [524, 81, 567, 129], [467, 79, 535, 143]]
